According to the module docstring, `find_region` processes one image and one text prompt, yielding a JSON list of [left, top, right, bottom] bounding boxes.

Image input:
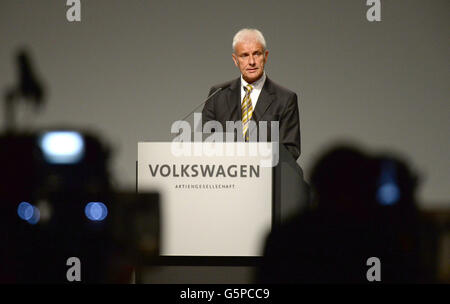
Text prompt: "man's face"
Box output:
[[232, 39, 268, 84]]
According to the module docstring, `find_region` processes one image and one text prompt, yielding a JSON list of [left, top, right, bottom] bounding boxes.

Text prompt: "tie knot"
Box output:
[[244, 84, 253, 93]]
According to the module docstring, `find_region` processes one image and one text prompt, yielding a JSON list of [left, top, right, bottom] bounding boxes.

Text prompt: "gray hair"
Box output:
[[232, 28, 267, 53]]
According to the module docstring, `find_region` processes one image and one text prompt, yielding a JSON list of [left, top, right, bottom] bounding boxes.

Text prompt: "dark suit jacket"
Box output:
[[201, 76, 301, 160]]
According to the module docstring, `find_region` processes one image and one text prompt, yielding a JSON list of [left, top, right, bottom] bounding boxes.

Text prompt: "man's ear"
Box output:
[[232, 53, 238, 67], [264, 50, 269, 62]]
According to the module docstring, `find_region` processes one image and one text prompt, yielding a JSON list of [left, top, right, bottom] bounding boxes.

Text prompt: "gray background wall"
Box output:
[[1, 0, 448, 208]]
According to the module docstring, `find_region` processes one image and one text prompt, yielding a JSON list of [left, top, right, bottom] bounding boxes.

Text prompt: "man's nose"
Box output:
[[248, 55, 256, 65]]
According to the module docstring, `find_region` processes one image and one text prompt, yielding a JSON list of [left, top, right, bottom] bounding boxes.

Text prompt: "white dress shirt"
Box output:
[[240, 72, 266, 111]]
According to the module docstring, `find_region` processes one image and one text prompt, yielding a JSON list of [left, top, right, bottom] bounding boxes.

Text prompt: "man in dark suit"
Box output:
[[202, 28, 301, 160]]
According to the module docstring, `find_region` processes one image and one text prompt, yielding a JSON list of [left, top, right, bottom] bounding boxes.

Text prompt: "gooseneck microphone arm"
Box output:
[[176, 87, 222, 123], [173, 87, 223, 138]]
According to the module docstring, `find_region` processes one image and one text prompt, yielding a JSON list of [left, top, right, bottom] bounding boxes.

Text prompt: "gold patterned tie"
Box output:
[[241, 84, 254, 141]]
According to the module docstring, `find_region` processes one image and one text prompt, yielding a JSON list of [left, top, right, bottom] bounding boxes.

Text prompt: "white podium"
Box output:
[[137, 141, 307, 258], [138, 142, 274, 257]]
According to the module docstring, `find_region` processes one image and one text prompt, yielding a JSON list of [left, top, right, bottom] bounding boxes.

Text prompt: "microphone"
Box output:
[[172, 82, 234, 142], [176, 87, 223, 123], [172, 86, 226, 139]]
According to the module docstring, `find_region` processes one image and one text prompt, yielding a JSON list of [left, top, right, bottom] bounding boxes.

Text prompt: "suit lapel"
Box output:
[[252, 76, 275, 123], [226, 77, 241, 122]]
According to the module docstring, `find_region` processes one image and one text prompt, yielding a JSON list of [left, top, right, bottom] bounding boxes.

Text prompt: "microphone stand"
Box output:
[[173, 87, 223, 140]]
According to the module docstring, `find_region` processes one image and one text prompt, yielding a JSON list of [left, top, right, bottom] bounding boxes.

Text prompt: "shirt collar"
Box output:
[[241, 72, 266, 91]]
